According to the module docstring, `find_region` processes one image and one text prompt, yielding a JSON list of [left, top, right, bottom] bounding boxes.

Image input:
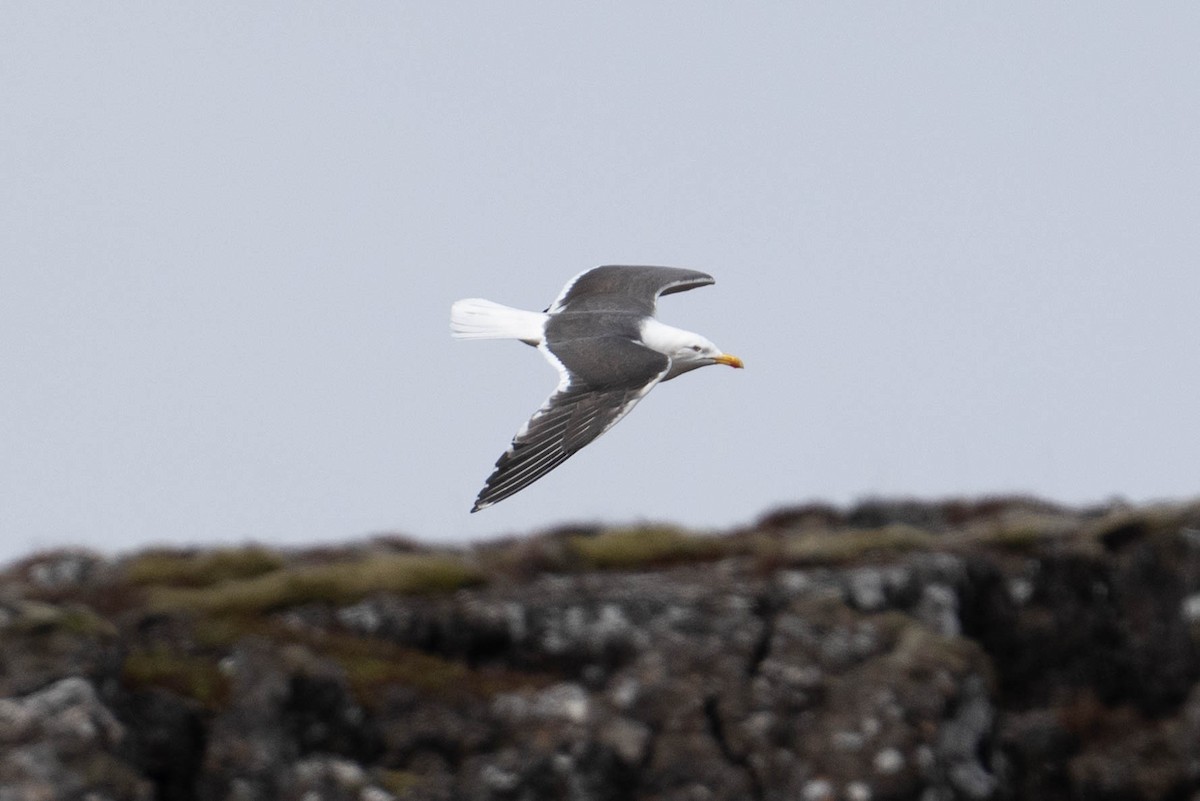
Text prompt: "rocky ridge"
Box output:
[[1, 497, 1200, 800]]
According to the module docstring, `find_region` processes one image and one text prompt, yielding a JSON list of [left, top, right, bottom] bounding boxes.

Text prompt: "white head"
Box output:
[[639, 319, 744, 381]]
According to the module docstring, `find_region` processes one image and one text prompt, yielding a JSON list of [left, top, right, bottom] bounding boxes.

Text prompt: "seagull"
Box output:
[[450, 265, 743, 512]]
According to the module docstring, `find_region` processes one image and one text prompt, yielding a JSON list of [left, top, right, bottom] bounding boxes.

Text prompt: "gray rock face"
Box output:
[[1, 500, 1199, 800], [0, 677, 151, 801]]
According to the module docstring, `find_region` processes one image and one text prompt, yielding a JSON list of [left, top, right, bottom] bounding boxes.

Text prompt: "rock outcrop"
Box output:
[[1, 497, 1199, 800]]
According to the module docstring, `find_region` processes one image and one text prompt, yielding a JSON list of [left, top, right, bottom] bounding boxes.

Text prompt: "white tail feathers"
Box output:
[[450, 298, 547, 344]]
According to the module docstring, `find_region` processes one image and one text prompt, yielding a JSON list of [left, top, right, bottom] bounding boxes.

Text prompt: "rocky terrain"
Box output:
[[2, 496, 1200, 800]]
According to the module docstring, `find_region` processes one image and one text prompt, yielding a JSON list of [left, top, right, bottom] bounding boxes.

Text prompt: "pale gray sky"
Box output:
[[2, 5, 1198, 564]]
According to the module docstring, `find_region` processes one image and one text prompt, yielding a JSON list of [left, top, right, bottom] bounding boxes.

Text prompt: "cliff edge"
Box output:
[[2, 497, 1199, 800]]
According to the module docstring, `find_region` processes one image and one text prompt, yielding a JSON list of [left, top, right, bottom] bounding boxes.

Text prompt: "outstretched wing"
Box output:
[[547, 265, 714, 316], [471, 336, 669, 512]]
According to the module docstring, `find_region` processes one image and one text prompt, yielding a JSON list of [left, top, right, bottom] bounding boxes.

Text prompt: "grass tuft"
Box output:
[[375, 769, 422, 796], [779, 524, 937, 565], [1, 601, 117, 638], [121, 645, 230, 707], [965, 512, 1079, 552], [289, 629, 544, 704], [144, 552, 482, 615], [124, 546, 285, 588], [568, 526, 732, 570], [338, 648, 469, 698]]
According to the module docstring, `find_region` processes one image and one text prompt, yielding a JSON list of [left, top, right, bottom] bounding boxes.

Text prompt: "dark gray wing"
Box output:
[[547, 265, 714, 315], [471, 336, 669, 512]]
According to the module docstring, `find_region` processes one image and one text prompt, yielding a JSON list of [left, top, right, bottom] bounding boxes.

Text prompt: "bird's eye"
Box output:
[[690, 345, 702, 352]]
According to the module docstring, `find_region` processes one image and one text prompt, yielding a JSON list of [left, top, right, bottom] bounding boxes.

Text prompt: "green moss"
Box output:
[[339, 649, 468, 698], [190, 613, 272, 649], [121, 645, 229, 707], [145, 553, 483, 615], [1, 601, 116, 638], [125, 546, 285, 588], [311, 629, 536, 702], [978, 522, 1057, 551], [55, 606, 117, 637], [187, 614, 540, 710], [569, 526, 731, 570], [375, 769, 422, 796], [80, 752, 154, 798], [780, 524, 937, 565]]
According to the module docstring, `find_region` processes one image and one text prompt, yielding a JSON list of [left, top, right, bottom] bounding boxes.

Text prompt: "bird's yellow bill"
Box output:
[[714, 353, 744, 369]]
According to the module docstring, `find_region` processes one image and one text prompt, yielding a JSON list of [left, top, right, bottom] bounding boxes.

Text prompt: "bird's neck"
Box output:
[[638, 318, 698, 356]]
